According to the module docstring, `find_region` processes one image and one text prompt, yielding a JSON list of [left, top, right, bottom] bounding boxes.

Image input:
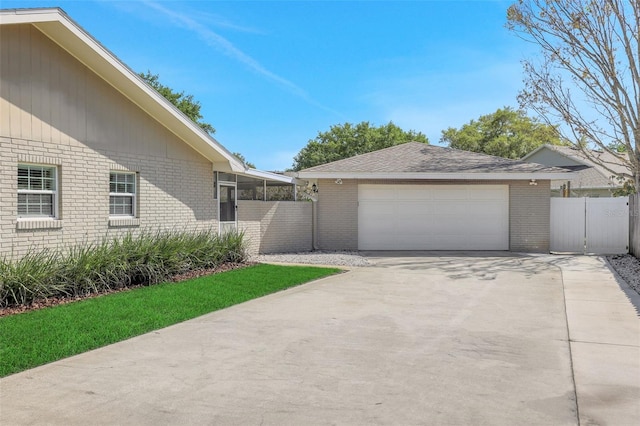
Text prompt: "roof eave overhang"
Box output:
[[0, 8, 245, 173], [296, 172, 577, 180], [241, 168, 304, 184]]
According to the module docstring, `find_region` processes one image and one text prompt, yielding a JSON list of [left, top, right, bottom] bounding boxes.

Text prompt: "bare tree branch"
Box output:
[[508, 0, 640, 192]]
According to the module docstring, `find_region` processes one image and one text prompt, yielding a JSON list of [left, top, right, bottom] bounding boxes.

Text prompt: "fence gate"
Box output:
[[550, 197, 629, 254]]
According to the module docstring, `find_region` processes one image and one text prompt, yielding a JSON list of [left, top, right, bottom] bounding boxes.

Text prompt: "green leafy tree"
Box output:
[[232, 152, 256, 168], [292, 121, 429, 171], [139, 71, 215, 135], [507, 0, 639, 193], [440, 107, 565, 159]]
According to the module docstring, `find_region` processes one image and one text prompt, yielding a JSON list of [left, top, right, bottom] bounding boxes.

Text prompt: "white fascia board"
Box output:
[[1, 8, 243, 171], [0, 8, 63, 23], [296, 172, 577, 180]]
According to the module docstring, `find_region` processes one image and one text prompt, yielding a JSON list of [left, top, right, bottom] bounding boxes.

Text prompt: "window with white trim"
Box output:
[[109, 172, 136, 217], [17, 164, 58, 218]]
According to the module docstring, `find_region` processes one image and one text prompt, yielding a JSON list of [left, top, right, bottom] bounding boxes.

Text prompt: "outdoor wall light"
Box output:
[[335, 178, 343, 185], [529, 179, 538, 186], [311, 183, 318, 193]]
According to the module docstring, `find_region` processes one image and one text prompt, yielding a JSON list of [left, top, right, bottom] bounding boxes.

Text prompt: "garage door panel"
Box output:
[[469, 188, 506, 199], [396, 202, 433, 217], [360, 236, 506, 251], [476, 201, 509, 218], [359, 201, 395, 214], [399, 187, 434, 200], [429, 191, 468, 201], [358, 184, 509, 250], [439, 218, 495, 232], [431, 203, 470, 215], [359, 187, 397, 200], [472, 216, 508, 229]]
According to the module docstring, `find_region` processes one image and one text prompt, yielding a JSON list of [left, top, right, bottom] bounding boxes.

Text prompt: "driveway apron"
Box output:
[[1, 255, 578, 425]]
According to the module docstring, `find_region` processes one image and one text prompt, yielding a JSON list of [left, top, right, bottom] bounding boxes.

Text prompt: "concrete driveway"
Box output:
[[1, 253, 638, 425]]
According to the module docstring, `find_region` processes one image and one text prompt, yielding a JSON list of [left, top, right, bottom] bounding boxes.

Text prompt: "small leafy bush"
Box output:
[[0, 229, 246, 308]]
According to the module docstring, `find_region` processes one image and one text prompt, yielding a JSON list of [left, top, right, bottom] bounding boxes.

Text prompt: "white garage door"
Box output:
[[358, 184, 509, 250]]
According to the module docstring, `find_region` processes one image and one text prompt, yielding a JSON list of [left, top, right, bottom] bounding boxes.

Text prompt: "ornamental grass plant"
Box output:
[[0, 229, 247, 308]]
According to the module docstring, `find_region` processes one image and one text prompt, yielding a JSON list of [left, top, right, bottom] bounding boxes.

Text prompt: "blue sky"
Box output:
[[3, 0, 537, 170]]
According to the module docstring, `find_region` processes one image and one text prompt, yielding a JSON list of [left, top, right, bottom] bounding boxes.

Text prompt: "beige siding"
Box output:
[[315, 179, 551, 253], [238, 201, 312, 254], [0, 24, 218, 258], [0, 25, 202, 162]]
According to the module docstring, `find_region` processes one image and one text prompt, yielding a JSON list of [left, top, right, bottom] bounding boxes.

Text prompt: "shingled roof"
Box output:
[[530, 145, 631, 176], [297, 142, 572, 180], [523, 144, 631, 190], [552, 166, 614, 190]]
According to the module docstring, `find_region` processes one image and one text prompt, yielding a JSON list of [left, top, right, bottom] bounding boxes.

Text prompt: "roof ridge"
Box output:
[[299, 142, 573, 176]]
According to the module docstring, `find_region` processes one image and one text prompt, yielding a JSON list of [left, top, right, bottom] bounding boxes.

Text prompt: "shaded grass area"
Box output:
[[0, 264, 340, 377]]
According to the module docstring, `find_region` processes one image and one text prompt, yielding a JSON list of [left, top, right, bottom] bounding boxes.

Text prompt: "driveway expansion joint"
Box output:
[[559, 268, 582, 426], [569, 339, 639, 348]]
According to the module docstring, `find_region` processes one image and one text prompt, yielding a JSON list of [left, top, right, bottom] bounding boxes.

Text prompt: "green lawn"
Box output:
[[0, 263, 340, 377]]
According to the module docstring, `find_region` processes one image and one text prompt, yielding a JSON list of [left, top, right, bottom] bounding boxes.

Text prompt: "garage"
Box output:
[[297, 142, 573, 253], [358, 184, 509, 250]]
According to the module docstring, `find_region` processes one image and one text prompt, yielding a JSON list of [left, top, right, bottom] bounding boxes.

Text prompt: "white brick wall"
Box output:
[[1, 136, 217, 259], [0, 133, 313, 259], [239, 200, 312, 254]]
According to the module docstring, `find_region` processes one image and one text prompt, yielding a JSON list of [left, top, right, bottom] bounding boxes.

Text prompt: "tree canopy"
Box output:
[[291, 121, 429, 171], [139, 71, 216, 135], [440, 107, 565, 159], [507, 0, 639, 192]]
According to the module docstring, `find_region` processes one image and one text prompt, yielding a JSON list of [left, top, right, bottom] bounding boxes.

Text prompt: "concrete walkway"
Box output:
[[0, 254, 638, 425], [550, 255, 640, 426]]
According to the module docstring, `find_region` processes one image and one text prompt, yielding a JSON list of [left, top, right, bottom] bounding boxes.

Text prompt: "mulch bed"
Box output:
[[0, 262, 254, 318]]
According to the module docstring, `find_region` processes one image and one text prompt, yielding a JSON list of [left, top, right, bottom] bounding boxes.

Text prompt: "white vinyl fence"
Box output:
[[550, 197, 629, 254], [630, 194, 640, 257]]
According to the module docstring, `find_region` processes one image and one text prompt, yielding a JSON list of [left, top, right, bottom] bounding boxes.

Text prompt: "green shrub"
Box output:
[[0, 228, 247, 308]]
